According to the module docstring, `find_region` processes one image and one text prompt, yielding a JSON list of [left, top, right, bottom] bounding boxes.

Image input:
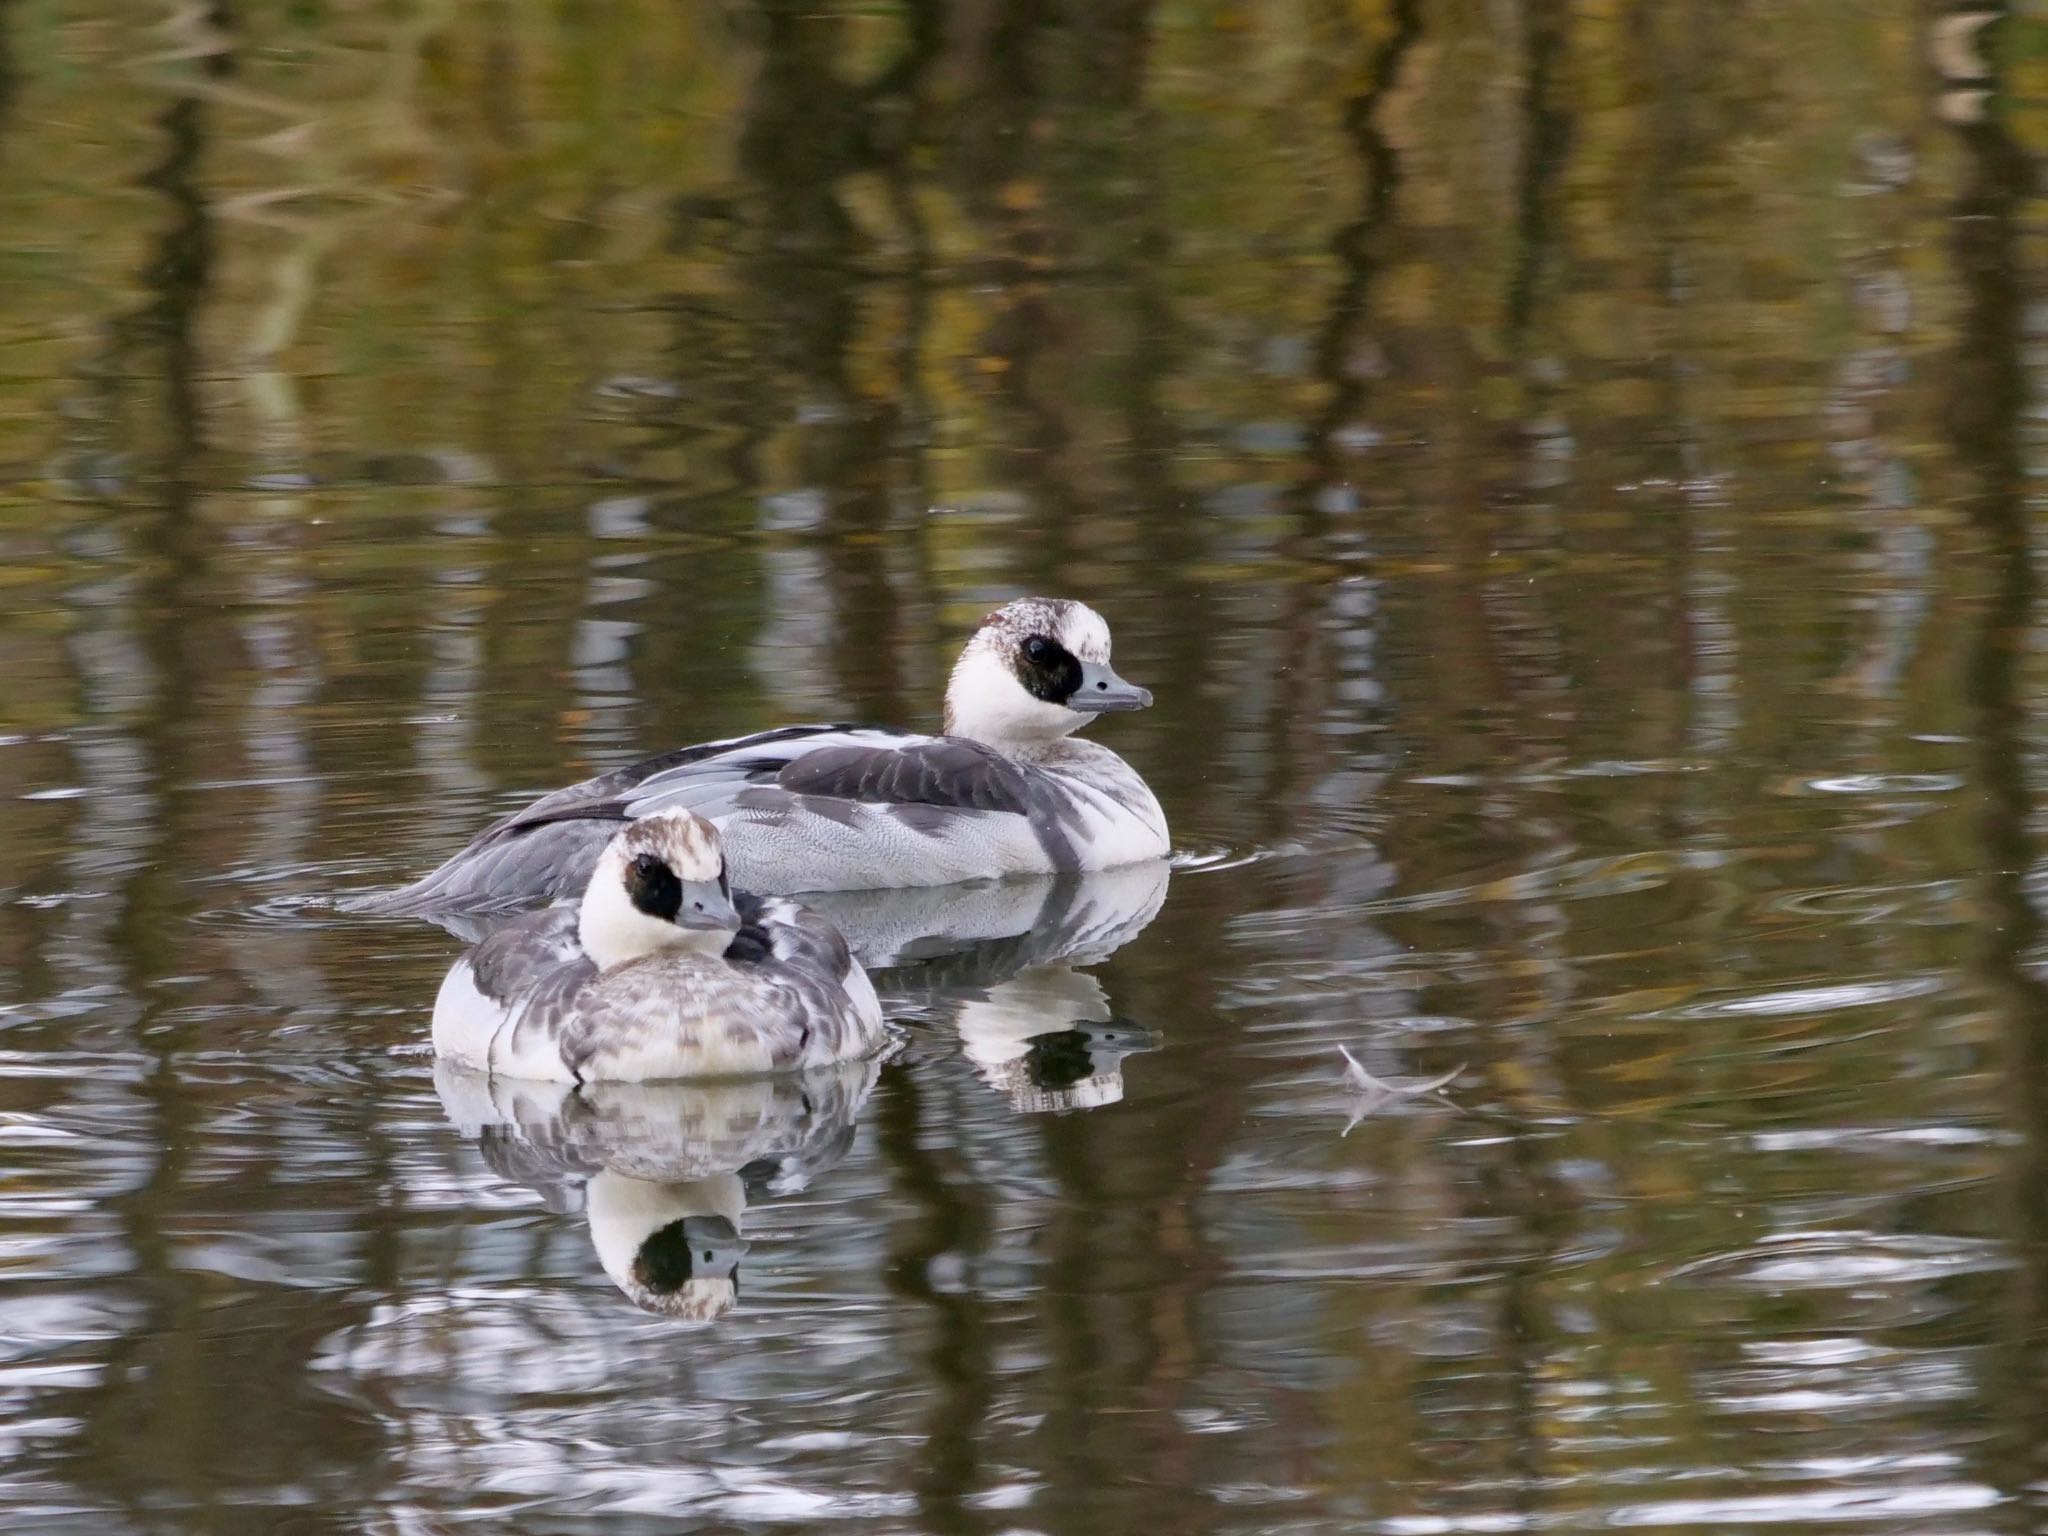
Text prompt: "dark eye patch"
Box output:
[[626, 851, 682, 921], [632, 1215, 743, 1294], [1014, 633, 1083, 704]]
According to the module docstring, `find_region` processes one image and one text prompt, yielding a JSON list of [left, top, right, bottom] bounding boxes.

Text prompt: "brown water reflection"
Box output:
[[0, 2, 2044, 1532]]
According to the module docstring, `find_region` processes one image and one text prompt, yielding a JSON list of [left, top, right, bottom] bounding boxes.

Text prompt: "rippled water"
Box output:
[[3, 3, 2047, 1533]]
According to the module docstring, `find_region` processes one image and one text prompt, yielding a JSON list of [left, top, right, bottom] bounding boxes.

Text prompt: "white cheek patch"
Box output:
[[578, 861, 697, 969], [947, 646, 1082, 746]]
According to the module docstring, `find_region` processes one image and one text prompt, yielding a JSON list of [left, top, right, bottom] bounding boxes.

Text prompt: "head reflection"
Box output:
[[954, 970, 1156, 1114], [435, 1059, 875, 1321], [807, 861, 1168, 1114], [588, 1172, 747, 1322]]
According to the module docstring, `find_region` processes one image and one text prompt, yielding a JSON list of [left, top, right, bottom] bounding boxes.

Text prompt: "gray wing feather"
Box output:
[[616, 728, 928, 821], [728, 738, 1074, 866], [345, 724, 875, 915], [466, 906, 586, 1002], [736, 893, 857, 981], [514, 723, 869, 822], [773, 737, 1036, 814], [346, 723, 1078, 916]]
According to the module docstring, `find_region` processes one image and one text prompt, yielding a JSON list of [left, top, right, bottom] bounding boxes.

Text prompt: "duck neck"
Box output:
[[944, 714, 1063, 764], [579, 878, 722, 970], [942, 650, 1080, 761]]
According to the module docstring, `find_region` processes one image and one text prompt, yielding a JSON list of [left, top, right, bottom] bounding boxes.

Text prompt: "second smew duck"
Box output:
[[368, 596, 1168, 907]]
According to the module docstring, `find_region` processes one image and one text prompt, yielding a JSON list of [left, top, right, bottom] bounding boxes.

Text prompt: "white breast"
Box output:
[[1057, 786, 1171, 870], [1037, 744, 1171, 870], [431, 955, 509, 1071], [558, 981, 786, 1084]]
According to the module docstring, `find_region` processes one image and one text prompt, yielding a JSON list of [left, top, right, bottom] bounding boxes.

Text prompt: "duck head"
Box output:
[[579, 810, 741, 970], [942, 597, 1151, 757]]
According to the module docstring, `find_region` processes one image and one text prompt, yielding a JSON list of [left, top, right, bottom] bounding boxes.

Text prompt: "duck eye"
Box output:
[[624, 850, 684, 921], [1024, 636, 1051, 664]]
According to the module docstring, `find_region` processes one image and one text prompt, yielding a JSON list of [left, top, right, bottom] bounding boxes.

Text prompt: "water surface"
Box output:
[[1, 4, 2045, 1533]]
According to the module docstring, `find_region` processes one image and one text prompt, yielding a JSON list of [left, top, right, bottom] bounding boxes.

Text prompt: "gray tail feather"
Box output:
[[335, 864, 527, 918], [335, 873, 524, 918], [338, 821, 614, 919]]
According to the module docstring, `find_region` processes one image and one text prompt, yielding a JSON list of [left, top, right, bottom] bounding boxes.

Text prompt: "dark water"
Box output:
[[1, 2, 2045, 1531]]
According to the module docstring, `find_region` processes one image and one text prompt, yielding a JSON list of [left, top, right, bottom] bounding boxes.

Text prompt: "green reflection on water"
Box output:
[[0, 2, 2044, 1533]]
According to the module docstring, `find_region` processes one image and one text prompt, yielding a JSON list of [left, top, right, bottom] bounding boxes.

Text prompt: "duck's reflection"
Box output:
[[796, 859, 1169, 974], [808, 861, 1169, 1114], [587, 1171, 747, 1321], [435, 1059, 877, 1320], [950, 967, 1154, 1114]]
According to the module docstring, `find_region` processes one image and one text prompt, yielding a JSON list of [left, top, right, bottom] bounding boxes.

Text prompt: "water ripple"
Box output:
[[1670, 1232, 2014, 1289], [1672, 973, 1950, 1019]]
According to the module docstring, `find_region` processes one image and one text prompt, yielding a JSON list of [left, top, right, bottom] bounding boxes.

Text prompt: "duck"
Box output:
[[357, 596, 1167, 909], [432, 809, 885, 1083]]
